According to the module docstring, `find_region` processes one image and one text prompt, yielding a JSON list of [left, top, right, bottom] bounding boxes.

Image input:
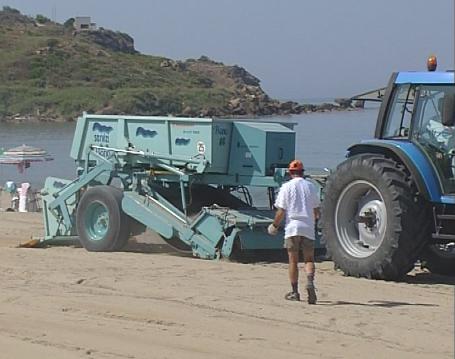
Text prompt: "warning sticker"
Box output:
[[197, 141, 206, 154]]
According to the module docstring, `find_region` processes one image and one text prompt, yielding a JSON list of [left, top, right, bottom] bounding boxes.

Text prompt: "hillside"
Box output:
[[0, 7, 350, 121]]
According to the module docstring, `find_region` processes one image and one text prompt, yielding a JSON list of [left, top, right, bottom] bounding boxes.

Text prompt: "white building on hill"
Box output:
[[74, 16, 97, 31]]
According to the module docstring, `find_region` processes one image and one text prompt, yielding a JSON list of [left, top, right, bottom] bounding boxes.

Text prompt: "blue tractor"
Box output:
[[322, 69, 455, 279]]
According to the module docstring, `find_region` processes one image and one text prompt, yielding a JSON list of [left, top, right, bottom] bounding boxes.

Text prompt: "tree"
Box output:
[[63, 17, 75, 29], [36, 14, 51, 24]]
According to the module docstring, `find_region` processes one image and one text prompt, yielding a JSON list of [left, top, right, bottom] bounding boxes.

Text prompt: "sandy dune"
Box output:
[[0, 212, 453, 358]]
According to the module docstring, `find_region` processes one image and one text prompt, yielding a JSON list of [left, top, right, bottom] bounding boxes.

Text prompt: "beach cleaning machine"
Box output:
[[41, 113, 322, 258]]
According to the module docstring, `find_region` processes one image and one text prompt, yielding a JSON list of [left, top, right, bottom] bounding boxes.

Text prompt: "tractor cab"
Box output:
[[376, 71, 455, 195]]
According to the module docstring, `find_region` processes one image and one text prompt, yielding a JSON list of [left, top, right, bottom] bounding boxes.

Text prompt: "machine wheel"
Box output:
[[322, 154, 430, 280], [421, 244, 455, 275], [76, 186, 130, 251]]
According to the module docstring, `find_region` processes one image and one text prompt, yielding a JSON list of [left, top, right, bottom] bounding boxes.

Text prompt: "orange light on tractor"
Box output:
[[427, 55, 437, 71]]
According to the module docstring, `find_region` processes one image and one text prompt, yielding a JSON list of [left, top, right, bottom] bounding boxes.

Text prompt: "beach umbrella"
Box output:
[[0, 144, 54, 173]]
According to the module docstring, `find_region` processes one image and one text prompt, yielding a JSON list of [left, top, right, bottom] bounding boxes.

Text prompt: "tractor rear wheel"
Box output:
[[76, 186, 130, 251], [421, 244, 455, 275], [322, 154, 430, 280]]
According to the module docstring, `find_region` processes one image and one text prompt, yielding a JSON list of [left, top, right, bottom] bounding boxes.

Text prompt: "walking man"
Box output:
[[268, 160, 320, 304]]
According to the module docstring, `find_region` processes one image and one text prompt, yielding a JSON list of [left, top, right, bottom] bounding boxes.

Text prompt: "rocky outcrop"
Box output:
[[78, 29, 137, 54], [228, 65, 261, 87], [206, 67, 355, 116], [334, 98, 354, 109]]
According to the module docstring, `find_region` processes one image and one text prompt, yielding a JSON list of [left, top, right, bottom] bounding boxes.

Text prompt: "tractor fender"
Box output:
[[347, 140, 443, 202]]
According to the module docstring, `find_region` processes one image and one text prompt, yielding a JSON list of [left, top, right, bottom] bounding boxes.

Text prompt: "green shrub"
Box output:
[[47, 38, 59, 48], [110, 88, 184, 115], [35, 14, 51, 24], [63, 17, 75, 29]]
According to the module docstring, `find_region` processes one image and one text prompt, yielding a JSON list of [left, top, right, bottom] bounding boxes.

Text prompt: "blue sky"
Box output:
[[2, 0, 454, 99]]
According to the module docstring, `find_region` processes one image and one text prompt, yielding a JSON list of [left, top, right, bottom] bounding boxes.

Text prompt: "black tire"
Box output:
[[322, 154, 430, 280], [421, 244, 455, 275], [76, 186, 130, 251]]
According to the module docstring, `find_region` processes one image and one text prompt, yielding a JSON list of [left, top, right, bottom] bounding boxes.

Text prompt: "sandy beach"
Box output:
[[0, 211, 453, 359]]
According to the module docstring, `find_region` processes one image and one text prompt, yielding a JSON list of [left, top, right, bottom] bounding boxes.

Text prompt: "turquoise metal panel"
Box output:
[[41, 177, 78, 239], [70, 114, 86, 161], [240, 122, 295, 133], [238, 228, 324, 250], [221, 228, 240, 257], [71, 113, 119, 162], [170, 120, 213, 168], [229, 122, 295, 177], [122, 192, 220, 259], [71, 114, 295, 177], [238, 230, 283, 249], [210, 121, 232, 173], [265, 132, 295, 174], [122, 192, 175, 239], [229, 122, 266, 176], [183, 232, 218, 259], [126, 119, 169, 159], [70, 113, 213, 165], [191, 214, 224, 247]]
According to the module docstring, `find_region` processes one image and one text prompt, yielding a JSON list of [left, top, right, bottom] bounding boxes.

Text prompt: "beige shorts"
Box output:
[[284, 236, 314, 253]]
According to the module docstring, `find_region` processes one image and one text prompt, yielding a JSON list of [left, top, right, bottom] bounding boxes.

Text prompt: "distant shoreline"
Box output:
[[0, 99, 361, 123]]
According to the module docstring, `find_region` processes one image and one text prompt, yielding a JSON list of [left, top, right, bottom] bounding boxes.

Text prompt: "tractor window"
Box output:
[[413, 87, 447, 142], [413, 85, 455, 194], [383, 84, 415, 138]]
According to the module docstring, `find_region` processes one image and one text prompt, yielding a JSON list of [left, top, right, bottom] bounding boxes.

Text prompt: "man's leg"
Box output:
[[284, 236, 301, 301], [302, 238, 317, 304], [288, 249, 299, 291]]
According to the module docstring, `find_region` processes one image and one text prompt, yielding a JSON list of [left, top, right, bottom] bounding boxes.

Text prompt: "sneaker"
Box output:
[[306, 285, 317, 305], [284, 291, 300, 301]]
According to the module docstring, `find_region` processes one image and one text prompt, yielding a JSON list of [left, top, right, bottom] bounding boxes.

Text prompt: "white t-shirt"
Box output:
[[274, 177, 320, 240]]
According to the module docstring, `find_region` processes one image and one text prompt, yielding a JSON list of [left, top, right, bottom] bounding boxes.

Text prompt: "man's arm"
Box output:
[[268, 207, 285, 236], [273, 207, 285, 228], [313, 207, 320, 221], [309, 183, 321, 221], [269, 184, 286, 236]]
